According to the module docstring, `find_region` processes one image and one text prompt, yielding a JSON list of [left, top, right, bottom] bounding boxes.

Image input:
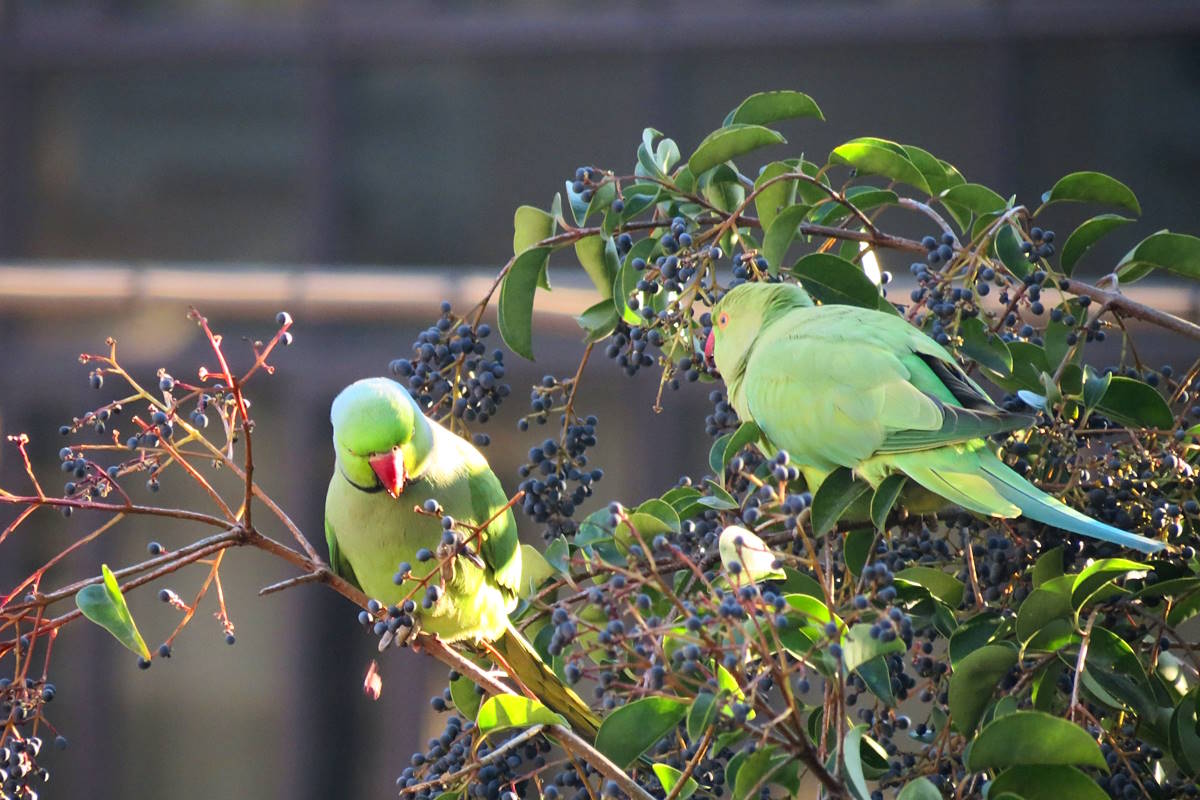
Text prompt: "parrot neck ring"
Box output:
[[369, 448, 407, 498]]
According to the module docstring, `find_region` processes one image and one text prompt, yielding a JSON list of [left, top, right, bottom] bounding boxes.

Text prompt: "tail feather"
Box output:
[[975, 452, 1165, 554], [888, 448, 1165, 554], [494, 624, 601, 739]]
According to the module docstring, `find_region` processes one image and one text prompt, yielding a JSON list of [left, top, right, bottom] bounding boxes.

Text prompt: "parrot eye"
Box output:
[[717, 312, 729, 329]]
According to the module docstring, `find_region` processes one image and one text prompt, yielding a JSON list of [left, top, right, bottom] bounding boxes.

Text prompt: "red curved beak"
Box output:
[[703, 329, 716, 369], [369, 449, 406, 498]]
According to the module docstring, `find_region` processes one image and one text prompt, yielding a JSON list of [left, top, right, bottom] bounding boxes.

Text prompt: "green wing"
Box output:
[[744, 305, 1030, 468], [465, 459, 523, 600], [324, 516, 362, 592]]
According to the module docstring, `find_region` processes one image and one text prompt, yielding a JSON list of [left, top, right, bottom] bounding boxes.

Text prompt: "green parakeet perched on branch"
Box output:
[[325, 377, 601, 735], [704, 282, 1165, 554]]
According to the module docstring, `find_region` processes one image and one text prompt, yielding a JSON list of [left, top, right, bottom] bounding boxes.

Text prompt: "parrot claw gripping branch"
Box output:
[[4, 87, 1200, 800]]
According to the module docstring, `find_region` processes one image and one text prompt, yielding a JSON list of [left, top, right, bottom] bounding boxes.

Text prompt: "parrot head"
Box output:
[[331, 378, 434, 497], [706, 281, 813, 378]]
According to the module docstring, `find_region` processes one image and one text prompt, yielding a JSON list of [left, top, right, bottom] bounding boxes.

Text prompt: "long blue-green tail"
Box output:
[[976, 452, 1165, 554]]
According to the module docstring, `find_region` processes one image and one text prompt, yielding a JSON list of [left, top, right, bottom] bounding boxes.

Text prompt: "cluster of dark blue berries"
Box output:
[[389, 302, 509, 445], [517, 418, 603, 541], [570, 166, 604, 204], [0, 675, 67, 800]]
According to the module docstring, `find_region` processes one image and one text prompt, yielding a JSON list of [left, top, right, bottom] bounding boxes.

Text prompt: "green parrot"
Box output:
[[704, 281, 1165, 554], [325, 377, 601, 735]]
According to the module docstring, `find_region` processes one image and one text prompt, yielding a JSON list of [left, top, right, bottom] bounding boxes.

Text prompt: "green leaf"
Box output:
[[75, 564, 151, 660], [1168, 688, 1200, 777], [513, 205, 555, 255], [868, 474, 906, 532], [595, 696, 688, 768], [1116, 230, 1200, 282], [855, 656, 896, 707], [810, 466, 871, 535], [576, 299, 618, 343], [940, 183, 1006, 215], [543, 536, 569, 574], [652, 765, 698, 800], [896, 777, 942, 800], [948, 612, 1002, 666], [828, 137, 931, 194], [808, 188, 897, 227], [981, 341, 1049, 393], [708, 433, 732, 476], [1095, 376, 1173, 429], [449, 672, 482, 719], [844, 527, 876, 578], [498, 246, 552, 361], [948, 643, 1018, 734], [724, 90, 824, 126], [842, 623, 906, 674], [901, 145, 965, 197], [790, 252, 883, 309], [966, 711, 1107, 771], [989, 765, 1108, 800], [1060, 214, 1135, 275], [1016, 586, 1073, 642], [958, 316, 1014, 373], [476, 695, 566, 736], [719, 525, 784, 583], [762, 204, 812, 276], [518, 543, 558, 598], [1042, 171, 1141, 216], [1071, 558, 1146, 608], [842, 726, 872, 800], [995, 223, 1030, 280], [574, 235, 618, 297], [753, 161, 799, 231], [1033, 546, 1063, 588], [687, 124, 787, 177], [895, 566, 964, 608], [687, 691, 721, 742], [723, 421, 762, 467], [732, 746, 793, 800]]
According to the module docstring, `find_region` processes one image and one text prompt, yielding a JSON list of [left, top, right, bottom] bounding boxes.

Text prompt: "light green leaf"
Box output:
[[901, 145, 965, 197], [1060, 214, 1134, 275], [576, 299, 618, 343], [811, 466, 871, 535], [513, 205, 555, 255], [829, 137, 930, 194], [687, 691, 721, 743], [498, 246, 552, 361], [1168, 687, 1200, 777], [719, 525, 784, 583], [842, 623, 905, 674], [948, 612, 1002, 666], [940, 183, 1006, 215], [1016, 586, 1072, 642], [476, 695, 566, 736], [1033, 546, 1063, 588], [449, 672, 482, 720], [1042, 171, 1141, 216], [762, 204, 813, 276], [687, 124, 787, 177], [754, 161, 799, 231], [989, 765, 1107, 800], [75, 564, 151, 660], [574, 235, 618, 297], [652, 764, 699, 800], [897, 777, 942, 800], [1071, 558, 1146, 608], [517, 544, 558, 598], [723, 421, 762, 467], [595, 696, 688, 768], [895, 566, 964, 608], [790, 252, 883, 309], [1116, 230, 1200, 282], [949, 643, 1018, 734], [724, 90, 824, 126], [842, 725, 872, 800], [966, 711, 1107, 771]]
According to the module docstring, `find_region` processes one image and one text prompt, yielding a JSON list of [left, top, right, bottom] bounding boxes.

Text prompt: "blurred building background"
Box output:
[[1, 2, 1200, 798]]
